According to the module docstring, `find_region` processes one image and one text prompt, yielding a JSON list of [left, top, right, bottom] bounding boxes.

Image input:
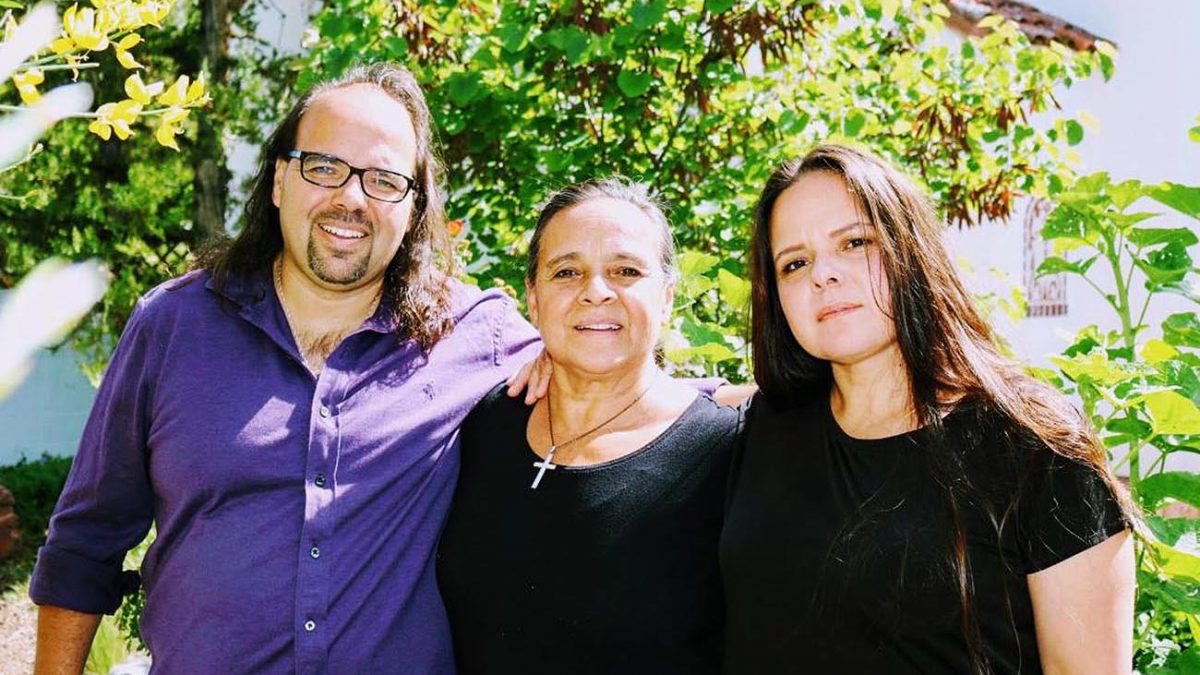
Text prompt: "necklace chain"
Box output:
[[530, 383, 654, 490]]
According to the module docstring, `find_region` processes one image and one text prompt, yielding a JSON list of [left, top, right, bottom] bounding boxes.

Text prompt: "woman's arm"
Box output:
[[1028, 530, 1135, 675]]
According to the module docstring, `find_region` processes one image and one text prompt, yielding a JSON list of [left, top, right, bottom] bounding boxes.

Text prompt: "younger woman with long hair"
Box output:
[[721, 144, 1134, 674]]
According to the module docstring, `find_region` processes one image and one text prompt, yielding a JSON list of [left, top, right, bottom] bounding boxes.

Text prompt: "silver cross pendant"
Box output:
[[531, 445, 559, 489]]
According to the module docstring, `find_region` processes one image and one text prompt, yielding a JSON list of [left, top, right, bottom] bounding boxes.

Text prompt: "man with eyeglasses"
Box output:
[[30, 63, 540, 673]]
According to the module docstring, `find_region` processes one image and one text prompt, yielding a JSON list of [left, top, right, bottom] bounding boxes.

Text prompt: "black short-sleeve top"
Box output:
[[720, 393, 1128, 675], [439, 384, 741, 675]]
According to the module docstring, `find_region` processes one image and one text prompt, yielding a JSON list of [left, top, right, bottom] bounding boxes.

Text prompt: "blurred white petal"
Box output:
[[0, 258, 109, 398], [0, 82, 93, 166], [0, 3, 56, 82]]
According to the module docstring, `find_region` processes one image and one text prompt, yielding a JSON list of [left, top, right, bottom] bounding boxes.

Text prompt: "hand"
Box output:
[[506, 348, 553, 405]]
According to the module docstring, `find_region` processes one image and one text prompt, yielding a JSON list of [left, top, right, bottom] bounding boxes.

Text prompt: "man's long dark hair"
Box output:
[[196, 63, 456, 349], [748, 144, 1133, 674]]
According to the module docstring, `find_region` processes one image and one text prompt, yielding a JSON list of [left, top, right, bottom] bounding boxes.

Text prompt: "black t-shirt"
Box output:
[[438, 385, 740, 675], [720, 393, 1128, 675]]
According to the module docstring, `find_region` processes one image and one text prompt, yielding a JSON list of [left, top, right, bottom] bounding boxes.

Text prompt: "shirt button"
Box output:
[[304, 620, 316, 632], [314, 473, 327, 488], [319, 406, 330, 418], [310, 546, 321, 559]]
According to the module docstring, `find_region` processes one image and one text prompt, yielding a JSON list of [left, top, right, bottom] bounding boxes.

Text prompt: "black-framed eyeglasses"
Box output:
[[285, 149, 417, 203]]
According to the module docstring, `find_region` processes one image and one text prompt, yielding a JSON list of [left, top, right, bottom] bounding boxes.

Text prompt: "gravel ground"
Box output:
[[0, 585, 36, 675]]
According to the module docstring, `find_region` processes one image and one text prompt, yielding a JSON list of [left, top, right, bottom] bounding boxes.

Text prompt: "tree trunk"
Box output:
[[193, 0, 247, 241]]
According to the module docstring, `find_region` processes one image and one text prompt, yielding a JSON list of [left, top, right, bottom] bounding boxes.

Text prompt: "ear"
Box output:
[[660, 278, 676, 325], [272, 157, 288, 208], [525, 279, 539, 326]]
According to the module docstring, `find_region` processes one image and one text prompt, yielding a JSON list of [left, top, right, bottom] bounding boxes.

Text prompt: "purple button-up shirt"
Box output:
[[30, 267, 540, 673]]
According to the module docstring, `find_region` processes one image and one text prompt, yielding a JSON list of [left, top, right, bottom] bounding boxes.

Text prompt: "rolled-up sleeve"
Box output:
[[29, 299, 158, 614]]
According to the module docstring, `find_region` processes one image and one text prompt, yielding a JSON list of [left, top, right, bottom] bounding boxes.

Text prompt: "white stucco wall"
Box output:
[[944, 0, 1200, 472]]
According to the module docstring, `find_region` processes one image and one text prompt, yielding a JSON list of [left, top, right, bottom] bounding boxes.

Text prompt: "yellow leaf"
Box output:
[[1094, 40, 1118, 59], [1078, 110, 1101, 132], [930, 3, 950, 18], [1142, 339, 1179, 365], [1144, 390, 1200, 436], [977, 14, 1004, 30]]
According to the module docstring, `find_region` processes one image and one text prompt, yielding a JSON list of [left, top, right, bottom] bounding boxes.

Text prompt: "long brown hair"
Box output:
[[748, 143, 1132, 673], [195, 62, 455, 349]]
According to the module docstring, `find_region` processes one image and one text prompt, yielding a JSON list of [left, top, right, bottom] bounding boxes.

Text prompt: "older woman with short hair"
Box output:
[[437, 178, 738, 674]]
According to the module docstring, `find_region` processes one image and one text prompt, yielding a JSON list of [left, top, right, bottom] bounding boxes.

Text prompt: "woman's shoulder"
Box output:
[[464, 382, 532, 433]]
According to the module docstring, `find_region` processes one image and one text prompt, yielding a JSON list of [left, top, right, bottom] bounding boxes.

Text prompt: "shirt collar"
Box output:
[[205, 265, 397, 336]]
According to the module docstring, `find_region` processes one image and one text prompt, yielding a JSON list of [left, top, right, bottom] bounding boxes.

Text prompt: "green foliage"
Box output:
[[0, 454, 72, 591], [0, 6, 204, 381], [292, 0, 1105, 379], [1038, 164, 1200, 671], [115, 529, 154, 652]]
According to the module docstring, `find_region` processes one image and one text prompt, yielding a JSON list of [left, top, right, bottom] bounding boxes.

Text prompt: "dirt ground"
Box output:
[[0, 587, 36, 675]]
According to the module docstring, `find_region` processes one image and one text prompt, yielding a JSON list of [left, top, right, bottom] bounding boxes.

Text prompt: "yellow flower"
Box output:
[[157, 73, 208, 108], [124, 72, 163, 104], [114, 33, 143, 69], [62, 4, 112, 52], [154, 107, 189, 151], [12, 69, 45, 105], [87, 99, 143, 141]]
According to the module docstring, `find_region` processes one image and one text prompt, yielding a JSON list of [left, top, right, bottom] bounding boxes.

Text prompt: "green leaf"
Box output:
[[616, 69, 653, 98], [1139, 473, 1200, 512], [1036, 255, 1093, 277], [1164, 313, 1200, 348], [717, 268, 750, 309], [843, 111, 867, 138], [1140, 241, 1193, 285], [1190, 125, 1200, 144], [679, 250, 719, 277], [498, 22, 531, 53], [632, 1, 667, 29], [1065, 119, 1084, 146], [704, 0, 736, 14], [1108, 179, 1146, 210], [446, 72, 484, 106], [1166, 646, 1200, 673], [1144, 390, 1200, 436], [1128, 227, 1199, 249], [1147, 515, 1200, 548], [1148, 182, 1200, 221]]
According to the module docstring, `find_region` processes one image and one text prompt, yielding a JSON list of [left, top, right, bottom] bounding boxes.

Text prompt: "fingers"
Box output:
[[506, 356, 537, 398], [525, 353, 553, 405]]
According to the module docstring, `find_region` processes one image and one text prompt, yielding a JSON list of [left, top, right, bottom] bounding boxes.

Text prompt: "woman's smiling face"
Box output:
[[527, 197, 674, 379], [770, 171, 899, 370]]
